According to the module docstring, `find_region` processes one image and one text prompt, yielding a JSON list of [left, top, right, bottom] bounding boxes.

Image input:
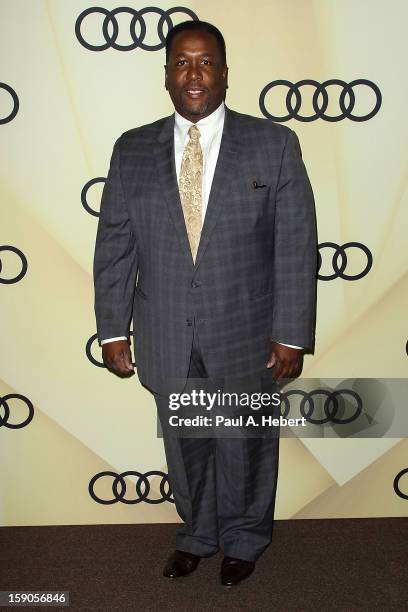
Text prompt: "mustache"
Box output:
[[183, 85, 209, 91]]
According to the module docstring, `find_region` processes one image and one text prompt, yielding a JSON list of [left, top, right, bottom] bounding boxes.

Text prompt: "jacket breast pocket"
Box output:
[[225, 184, 273, 231], [229, 181, 273, 211]]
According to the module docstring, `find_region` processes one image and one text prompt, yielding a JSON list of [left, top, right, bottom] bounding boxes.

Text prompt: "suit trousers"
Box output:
[[153, 323, 281, 562]]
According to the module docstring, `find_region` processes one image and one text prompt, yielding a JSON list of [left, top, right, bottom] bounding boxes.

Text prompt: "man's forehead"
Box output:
[[170, 30, 218, 52]]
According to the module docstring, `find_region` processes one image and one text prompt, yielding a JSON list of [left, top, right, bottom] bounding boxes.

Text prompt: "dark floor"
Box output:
[[1, 518, 406, 611]]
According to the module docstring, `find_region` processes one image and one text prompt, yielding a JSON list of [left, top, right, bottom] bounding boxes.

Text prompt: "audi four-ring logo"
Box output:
[[89, 470, 174, 504], [86, 332, 135, 367], [0, 83, 19, 125], [393, 468, 408, 500], [81, 178, 105, 217], [280, 388, 362, 425], [318, 242, 372, 281], [259, 79, 382, 122], [0, 246, 28, 284], [0, 394, 34, 429], [75, 6, 198, 52]]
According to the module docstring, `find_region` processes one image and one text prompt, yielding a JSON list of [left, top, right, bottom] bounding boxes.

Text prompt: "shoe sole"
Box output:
[[163, 570, 197, 580], [220, 568, 255, 587]]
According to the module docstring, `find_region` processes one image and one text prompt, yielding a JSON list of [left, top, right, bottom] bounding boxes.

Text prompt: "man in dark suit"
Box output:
[[93, 20, 316, 586]]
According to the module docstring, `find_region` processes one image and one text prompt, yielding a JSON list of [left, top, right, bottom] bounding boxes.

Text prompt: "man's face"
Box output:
[[165, 29, 228, 122]]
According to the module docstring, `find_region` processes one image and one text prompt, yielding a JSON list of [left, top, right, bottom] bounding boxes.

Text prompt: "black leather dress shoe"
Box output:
[[220, 556, 256, 586], [163, 550, 201, 579]]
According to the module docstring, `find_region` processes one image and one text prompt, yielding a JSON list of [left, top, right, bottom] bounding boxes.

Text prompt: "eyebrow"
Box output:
[[173, 52, 215, 58]]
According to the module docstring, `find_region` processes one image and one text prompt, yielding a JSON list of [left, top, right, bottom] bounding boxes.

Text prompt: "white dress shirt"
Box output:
[[101, 102, 301, 349]]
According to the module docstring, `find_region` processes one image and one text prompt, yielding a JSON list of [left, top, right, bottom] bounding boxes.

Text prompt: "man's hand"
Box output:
[[266, 341, 303, 379], [102, 340, 134, 377]]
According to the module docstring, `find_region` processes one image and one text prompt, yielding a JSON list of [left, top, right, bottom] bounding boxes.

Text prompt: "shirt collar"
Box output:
[[174, 101, 225, 144]]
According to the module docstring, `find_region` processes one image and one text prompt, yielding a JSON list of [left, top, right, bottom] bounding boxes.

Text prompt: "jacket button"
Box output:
[[186, 319, 192, 326], [191, 281, 200, 288]]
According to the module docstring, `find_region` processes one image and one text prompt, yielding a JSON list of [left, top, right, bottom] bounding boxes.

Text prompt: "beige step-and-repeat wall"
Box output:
[[1, 0, 407, 526]]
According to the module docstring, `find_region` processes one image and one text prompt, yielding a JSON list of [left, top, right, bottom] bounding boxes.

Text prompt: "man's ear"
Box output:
[[223, 65, 229, 90], [164, 65, 168, 90]]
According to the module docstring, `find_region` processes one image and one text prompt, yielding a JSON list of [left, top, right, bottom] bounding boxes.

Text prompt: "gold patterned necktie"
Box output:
[[178, 124, 203, 263]]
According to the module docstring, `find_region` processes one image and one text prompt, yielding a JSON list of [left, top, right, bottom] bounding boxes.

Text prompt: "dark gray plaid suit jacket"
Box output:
[[93, 105, 317, 395]]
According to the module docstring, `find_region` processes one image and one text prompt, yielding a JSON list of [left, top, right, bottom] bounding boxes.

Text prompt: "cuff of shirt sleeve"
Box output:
[[271, 339, 303, 350], [100, 336, 127, 345]]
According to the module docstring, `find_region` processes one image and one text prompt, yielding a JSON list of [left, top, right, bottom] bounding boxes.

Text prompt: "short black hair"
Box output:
[[165, 20, 226, 66]]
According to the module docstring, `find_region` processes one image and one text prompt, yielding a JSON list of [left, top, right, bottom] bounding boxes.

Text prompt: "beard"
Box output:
[[181, 99, 209, 116]]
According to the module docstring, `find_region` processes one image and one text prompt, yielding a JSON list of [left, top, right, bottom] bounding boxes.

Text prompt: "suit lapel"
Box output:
[[153, 113, 194, 267], [194, 106, 240, 268], [152, 106, 241, 269]]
